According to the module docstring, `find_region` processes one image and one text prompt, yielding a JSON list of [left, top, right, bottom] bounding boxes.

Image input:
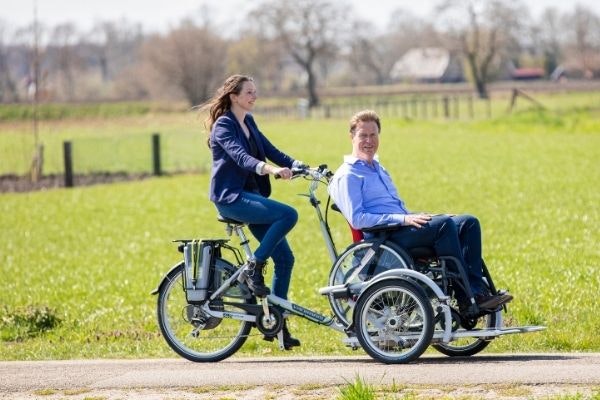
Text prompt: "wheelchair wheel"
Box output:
[[432, 279, 498, 357], [432, 310, 496, 357], [157, 260, 254, 362], [353, 279, 434, 364], [328, 241, 412, 327]]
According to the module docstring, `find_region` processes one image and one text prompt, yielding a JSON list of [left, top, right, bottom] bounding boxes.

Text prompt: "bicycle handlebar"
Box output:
[[274, 164, 333, 181]]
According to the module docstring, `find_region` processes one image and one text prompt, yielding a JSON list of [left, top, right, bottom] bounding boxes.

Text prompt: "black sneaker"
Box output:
[[263, 319, 301, 350], [475, 292, 513, 310]]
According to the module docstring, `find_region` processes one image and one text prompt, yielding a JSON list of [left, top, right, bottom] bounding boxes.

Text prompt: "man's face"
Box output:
[[351, 120, 379, 163]]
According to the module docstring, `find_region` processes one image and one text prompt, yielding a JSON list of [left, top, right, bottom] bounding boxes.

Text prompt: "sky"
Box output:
[[3, 0, 599, 35]]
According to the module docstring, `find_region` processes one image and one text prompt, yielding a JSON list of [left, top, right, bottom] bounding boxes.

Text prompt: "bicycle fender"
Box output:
[[150, 261, 184, 295], [362, 269, 449, 302]]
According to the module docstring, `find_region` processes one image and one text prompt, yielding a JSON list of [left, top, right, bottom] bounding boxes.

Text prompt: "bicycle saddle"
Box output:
[[217, 215, 245, 225]]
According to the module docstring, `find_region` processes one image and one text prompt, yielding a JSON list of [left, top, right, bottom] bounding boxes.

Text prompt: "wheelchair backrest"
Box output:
[[331, 202, 364, 243]]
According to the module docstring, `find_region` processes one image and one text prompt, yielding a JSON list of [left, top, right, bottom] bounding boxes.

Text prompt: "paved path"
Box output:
[[1, 353, 599, 393]]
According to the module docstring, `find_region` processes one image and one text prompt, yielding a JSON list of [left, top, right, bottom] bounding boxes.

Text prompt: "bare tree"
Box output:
[[346, 10, 443, 86], [87, 20, 144, 83], [0, 20, 20, 102], [564, 5, 600, 78], [226, 33, 286, 94], [437, 0, 528, 98], [141, 21, 227, 105], [345, 20, 390, 85], [531, 8, 564, 77], [251, 0, 349, 107], [48, 23, 80, 100]]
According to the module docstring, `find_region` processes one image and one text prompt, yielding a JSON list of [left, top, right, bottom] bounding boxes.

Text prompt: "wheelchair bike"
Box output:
[[152, 164, 543, 364]]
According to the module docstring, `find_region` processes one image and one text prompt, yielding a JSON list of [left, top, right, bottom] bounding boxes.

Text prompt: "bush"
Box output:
[[0, 305, 61, 341]]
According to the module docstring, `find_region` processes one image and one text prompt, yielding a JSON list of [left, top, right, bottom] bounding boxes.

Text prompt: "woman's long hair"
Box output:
[[200, 74, 253, 147]]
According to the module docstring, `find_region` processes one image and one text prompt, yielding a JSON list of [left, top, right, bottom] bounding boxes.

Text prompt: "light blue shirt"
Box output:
[[328, 155, 410, 229]]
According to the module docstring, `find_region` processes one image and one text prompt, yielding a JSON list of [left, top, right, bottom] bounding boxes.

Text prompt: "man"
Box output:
[[328, 109, 512, 311]]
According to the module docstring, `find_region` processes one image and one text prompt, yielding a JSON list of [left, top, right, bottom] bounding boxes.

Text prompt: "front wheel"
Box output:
[[157, 261, 254, 362], [353, 279, 434, 364]]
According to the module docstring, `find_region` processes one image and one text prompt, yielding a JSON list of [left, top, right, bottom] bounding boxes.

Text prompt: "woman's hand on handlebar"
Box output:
[[272, 166, 293, 180]]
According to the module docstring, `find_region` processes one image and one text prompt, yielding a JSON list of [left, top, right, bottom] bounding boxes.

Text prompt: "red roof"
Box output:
[[512, 68, 545, 79]]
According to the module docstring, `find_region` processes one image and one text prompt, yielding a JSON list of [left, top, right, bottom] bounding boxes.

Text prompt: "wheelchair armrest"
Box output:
[[361, 223, 403, 233]]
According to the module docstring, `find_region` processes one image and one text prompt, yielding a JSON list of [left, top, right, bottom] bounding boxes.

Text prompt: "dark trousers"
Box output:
[[387, 214, 485, 296]]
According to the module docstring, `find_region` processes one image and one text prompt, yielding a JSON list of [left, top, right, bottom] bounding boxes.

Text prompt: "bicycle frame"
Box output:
[[203, 168, 349, 337]]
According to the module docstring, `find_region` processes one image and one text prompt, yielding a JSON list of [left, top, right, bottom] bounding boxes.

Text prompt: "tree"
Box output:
[[0, 20, 20, 102], [564, 5, 600, 78], [345, 20, 390, 85], [346, 9, 443, 86], [48, 23, 80, 100], [226, 34, 286, 94], [87, 20, 144, 83], [251, 0, 348, 107], [533, 8, 564, 76], [437, 0, 528, 98], [141, 22, 227, 106]]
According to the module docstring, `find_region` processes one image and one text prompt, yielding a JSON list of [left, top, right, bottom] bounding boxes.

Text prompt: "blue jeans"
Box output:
[[214, 191, 298, 299], [387, 214, 485, 296]]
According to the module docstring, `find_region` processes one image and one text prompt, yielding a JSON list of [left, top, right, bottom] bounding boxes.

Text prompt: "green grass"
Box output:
[[0, 92, 599, 360]]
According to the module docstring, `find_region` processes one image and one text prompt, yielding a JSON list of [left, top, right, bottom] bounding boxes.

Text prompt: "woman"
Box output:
[[202, 74, 303, 348]]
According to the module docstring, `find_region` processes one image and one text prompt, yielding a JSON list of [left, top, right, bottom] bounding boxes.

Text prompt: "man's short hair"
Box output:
[[349, 110, 381, 136]]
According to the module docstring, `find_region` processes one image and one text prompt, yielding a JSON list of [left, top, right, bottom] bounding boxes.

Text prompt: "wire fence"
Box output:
[[0, 92, 546, 188]]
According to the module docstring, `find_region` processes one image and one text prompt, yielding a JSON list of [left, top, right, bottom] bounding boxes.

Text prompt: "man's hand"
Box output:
[[404, 213, 432, 228]]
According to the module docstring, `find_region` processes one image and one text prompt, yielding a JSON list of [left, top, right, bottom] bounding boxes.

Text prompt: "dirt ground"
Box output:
[[2, 383, 598, 399]]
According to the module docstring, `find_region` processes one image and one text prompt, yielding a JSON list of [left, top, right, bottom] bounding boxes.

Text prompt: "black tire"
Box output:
[[157, 260, 254, 362], [432, 311, 495, 357], [353, 279, 434, 364], [328, 241, 412, 327], [432, 278, 497, 357]]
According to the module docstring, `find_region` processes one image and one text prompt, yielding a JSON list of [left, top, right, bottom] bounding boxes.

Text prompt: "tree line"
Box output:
[[0, 0, 599, 107]]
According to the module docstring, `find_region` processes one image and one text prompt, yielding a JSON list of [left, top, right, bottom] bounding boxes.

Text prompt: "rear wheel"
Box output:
[[353, 279, 433, 364], [157, 260, 254, 362]]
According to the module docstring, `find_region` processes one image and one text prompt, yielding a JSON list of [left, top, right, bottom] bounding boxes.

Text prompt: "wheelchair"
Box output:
[[327, 207, 519, 357]]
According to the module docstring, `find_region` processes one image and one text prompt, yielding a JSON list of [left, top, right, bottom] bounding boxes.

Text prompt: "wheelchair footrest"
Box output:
[[433, 325, 546, 341]]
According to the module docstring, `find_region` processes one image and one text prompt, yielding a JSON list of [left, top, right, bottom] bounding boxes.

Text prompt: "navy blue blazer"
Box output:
[[209, 110, 295, 204]]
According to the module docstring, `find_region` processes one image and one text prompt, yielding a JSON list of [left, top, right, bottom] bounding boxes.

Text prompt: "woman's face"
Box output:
[[231, 80, 257, 112]]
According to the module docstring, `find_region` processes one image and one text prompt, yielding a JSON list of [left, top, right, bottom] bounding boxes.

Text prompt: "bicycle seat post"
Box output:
[[227, 222, 254, 260]]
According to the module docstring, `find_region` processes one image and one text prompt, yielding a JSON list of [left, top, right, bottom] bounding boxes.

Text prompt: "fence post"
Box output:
[[443, 96, 450, 118], [63, 141, 73, 188], [468, 95, 474, 119], [152, 133, 161, 176]]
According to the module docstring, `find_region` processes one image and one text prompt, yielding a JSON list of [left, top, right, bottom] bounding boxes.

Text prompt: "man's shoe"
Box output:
[[475, 292, 513, 310], [244, 260, 270, 297], [263, 320, 301, 350]]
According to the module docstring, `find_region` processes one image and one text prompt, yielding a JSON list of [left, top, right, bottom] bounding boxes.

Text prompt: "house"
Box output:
[[390, 47, 464, 83]]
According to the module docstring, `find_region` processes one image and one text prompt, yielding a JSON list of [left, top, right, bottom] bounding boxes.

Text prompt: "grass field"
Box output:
[[0, 92, 599, 360]]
